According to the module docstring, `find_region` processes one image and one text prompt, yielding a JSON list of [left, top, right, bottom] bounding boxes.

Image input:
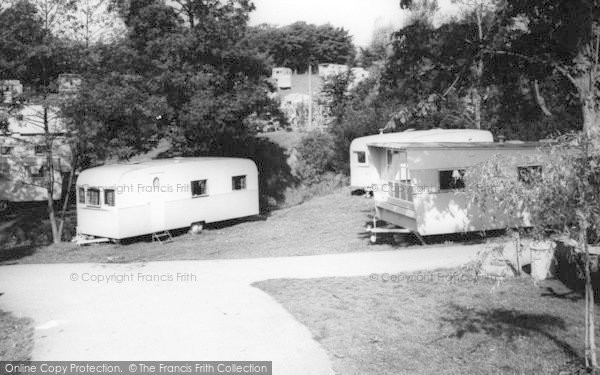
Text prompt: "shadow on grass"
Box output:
[[440, 304, 581, 362]]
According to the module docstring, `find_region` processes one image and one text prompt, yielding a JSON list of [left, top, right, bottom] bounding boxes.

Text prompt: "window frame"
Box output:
[[354, 151, 366, 164], [191, 179, 208, 198], [104, 189, 115, 207], [86, 187, 100, 206], [439, 169, 466, 191], [232, 175, 247, 191], [78, 187, 85, 204]]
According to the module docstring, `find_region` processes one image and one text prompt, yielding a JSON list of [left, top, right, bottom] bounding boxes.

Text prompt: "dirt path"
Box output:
[[0, 245, 481, 374]]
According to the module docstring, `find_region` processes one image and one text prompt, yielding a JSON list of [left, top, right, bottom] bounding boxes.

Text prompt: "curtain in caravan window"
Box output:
[[78, 187, 85, 203], [104, 189, 115, 206], [86, 188, 100, 205], [191, 180, 207, 197], [232, 175, 247, 190]]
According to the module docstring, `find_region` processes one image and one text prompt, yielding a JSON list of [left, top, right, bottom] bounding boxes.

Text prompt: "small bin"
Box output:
[[530, 241, 556, 280]]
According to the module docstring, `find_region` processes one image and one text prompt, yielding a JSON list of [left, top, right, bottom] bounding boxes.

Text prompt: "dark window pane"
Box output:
[[439, 170, 466, 190], [87, 188, 100, 205], [355, 151, 366, 164], [191, 180, 207, 197], [104, 189, 115, 206], [232, 175, 246, 190]]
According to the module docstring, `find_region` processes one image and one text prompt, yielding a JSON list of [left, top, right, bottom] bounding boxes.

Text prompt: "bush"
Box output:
[[293, 131, 337, 184], [282, 172, 348, 207]]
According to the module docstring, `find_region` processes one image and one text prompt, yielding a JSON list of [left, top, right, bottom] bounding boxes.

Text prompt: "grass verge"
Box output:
[[256, 272, 594, 375], [0, 310, 34, 360]]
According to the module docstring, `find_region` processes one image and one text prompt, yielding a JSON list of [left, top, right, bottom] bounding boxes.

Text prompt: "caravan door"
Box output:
[[149, 175, 166, 232]]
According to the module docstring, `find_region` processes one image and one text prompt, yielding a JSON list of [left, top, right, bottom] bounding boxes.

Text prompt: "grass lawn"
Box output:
[[0, 310, 33, 360], [256, 130, 304, 151], [1, 189, 388, 264], [256, 272, 594, 374]]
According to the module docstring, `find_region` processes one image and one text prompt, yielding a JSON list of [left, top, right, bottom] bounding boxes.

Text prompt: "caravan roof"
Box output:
[[77, 157, 255, 187], [350, 129, 494, 149], [368, 141, 543, 151]]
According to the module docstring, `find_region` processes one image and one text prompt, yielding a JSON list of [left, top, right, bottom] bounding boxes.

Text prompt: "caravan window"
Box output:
[[439, 169, 466, 191], [354, 151, 366, 164], [86, 188, 100, 206], [518, 166, 542, 184], [388, 180, 413, 202], [191, 179, 207, 197], [78, 187, 85, 204], [232, 175, 247, 190], [104, 189, 115, 206]]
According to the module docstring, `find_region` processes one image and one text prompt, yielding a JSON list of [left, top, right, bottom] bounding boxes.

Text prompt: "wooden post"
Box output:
[[308, 64, 312, 130]]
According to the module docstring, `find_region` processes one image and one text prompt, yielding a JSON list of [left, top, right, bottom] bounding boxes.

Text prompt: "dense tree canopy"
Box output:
[[243, 21, 356, 73]]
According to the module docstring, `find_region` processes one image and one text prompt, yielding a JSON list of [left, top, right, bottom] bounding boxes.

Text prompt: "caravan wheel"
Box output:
[[190, 222, 204, 234], [369, 234, 377, 244]]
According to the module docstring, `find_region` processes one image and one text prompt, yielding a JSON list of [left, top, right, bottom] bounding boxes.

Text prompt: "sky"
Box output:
[[249, 0, 463, 47]]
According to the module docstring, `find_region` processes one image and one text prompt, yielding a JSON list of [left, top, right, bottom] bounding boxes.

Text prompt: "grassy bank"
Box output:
[[256, 272, 593, 374]]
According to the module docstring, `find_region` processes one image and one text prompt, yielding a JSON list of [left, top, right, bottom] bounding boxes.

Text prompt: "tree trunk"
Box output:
[[470, 88, 482, 129], [514, 231, 521, 276], [43, 106, 60, 244], [581, 98, 600, 140], [57, 167, 75, 241], [581, 224, 598, 369]]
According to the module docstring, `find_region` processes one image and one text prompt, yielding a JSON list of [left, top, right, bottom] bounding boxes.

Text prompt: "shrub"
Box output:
[[293, 131, 337, 184]]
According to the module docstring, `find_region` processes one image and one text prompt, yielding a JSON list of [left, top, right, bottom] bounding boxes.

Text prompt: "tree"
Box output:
[[358, 23, 395, 68], [0, 0, 47, 83], [466, 133, 600, 369], [244, 21, 356, 73], [500, 0, 600, 138]]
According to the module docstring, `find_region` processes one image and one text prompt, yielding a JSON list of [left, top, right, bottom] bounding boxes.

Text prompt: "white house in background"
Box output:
[[271, 67, 292, 89], [366, 140, 543, 239], [76, 157, 259, 241], [0, 80, 24, 104], [349, 67, 370, 89], [58, 73, 82, 95], [350, 129, 494, 192], [0, 105, 71, 209], [318, 63, 349, 78]]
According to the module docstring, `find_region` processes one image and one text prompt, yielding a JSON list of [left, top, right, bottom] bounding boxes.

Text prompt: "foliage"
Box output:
[[465, 132, 600, 368], [500, 0, 600, 136], [0, 1, 47, 83], [293, 131, 337, 184], [243, 21, 356, 73]]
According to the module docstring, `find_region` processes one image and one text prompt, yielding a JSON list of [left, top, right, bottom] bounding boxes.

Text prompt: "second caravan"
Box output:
[[76, 157, 259, 241], [366, 141, 543, 239], [349, 129, 494, 192]]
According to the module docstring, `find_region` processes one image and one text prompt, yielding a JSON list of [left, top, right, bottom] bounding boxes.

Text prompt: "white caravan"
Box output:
[[366, 141, 543, 241], [349, 129, 494, 192], [76, 157, 259, 241]]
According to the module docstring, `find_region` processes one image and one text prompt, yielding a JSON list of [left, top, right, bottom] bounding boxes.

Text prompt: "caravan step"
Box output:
[[152, 231, 173, 244]]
